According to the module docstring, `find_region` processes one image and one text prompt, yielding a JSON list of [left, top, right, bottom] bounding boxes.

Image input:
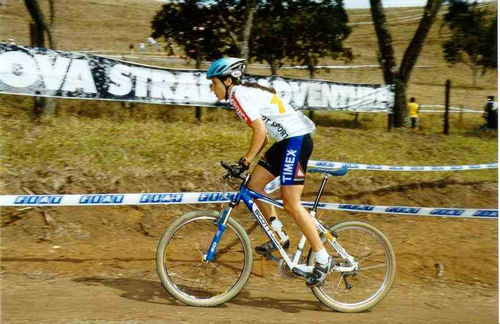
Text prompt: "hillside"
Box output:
[[1, 1, 497, 108], [0, 2, 498, 322]]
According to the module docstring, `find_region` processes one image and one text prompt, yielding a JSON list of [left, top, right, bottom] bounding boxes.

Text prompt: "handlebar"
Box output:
[[221, 161, 247, 181]]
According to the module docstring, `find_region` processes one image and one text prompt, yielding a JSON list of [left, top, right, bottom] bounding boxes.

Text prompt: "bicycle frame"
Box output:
[[204, 174, 357, 276]]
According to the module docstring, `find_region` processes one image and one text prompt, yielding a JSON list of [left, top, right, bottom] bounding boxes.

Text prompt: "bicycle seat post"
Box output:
[[311, 174, 329, 213]]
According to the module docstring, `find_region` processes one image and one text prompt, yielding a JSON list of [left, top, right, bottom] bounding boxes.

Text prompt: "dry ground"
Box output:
[[1, 179, 498, 323]]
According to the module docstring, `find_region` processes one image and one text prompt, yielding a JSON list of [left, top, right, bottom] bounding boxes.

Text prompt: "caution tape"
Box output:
[[308, 160, 498, 172], [263, 160, 498, 193], [0, 192, 496, 219]]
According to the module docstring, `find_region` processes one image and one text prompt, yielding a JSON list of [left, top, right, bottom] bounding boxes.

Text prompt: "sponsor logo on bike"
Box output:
[[430, 209, 465, 216], [198, 192, 235, 202], [472, 210, 498, 218], [79, 194, 124, 204], [385, 207, 421, 214], [14, 195, 63, 205], [338, 204, 375, 211], [251, 204, 276, 241], [139, 193, 183, 203]]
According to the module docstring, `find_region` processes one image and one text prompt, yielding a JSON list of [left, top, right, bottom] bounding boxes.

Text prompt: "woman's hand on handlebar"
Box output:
[[221, 160, 248, 180]]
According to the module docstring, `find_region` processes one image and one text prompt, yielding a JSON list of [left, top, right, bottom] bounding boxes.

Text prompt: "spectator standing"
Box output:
[[484, 96, 498, 130], [139, 42, 146, 53], [408, 97, 419, 130]]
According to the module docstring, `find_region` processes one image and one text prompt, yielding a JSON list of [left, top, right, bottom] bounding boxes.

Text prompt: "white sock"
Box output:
[[313, 248, 329, 265]]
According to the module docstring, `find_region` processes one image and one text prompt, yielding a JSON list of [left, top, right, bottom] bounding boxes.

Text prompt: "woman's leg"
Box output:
[[247, 164, 278, 222], [281, 185, 324, 252]]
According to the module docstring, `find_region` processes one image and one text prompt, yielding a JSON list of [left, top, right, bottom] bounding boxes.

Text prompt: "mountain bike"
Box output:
[[156, 162, 396, 312]]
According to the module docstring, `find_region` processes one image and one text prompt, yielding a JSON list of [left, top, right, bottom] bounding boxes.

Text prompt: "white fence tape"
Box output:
[[420, 104, 483, 114], [263, 160, 498, 193], [307, 160, 497, 172], [0, 192, 496, 219]]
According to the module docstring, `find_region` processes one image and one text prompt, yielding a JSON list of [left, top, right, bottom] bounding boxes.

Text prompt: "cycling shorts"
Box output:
[[258, 134, 313, 186]]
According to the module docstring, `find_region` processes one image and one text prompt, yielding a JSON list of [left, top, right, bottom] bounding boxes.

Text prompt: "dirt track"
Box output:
[[1, 192, 498, 323]]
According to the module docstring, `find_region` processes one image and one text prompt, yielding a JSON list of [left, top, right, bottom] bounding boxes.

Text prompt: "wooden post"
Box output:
[[195, 106, 202, 122], [30, 22, 45, 121], [444, 79, 450, 135], [387, 113, 393, 131]]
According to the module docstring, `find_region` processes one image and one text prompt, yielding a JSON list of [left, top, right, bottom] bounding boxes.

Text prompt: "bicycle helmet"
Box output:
[[206, 57, 245, 80]]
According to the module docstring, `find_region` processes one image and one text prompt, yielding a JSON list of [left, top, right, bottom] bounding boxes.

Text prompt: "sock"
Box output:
[[270, 217, 289, 243], [313, 248, 329, 265]]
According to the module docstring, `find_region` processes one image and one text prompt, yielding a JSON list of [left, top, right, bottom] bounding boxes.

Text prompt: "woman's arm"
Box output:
[[243, 118, 268, 163]]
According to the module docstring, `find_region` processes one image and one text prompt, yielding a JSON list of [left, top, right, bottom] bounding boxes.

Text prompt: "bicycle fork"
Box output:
[[203, 206, 233, 262]]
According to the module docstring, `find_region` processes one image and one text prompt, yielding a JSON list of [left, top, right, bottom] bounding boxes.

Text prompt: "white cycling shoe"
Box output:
[[306, 256, 333, 287]]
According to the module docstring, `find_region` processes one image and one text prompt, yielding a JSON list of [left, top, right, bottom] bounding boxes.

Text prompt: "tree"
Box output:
[[442, 0, 497, 86], [25, 0, 56, 49], [25, 0, 57, 120], [287, 0, 351, 78], [250, 1, 290, 75], [151, 1, 236, 68], [213, 0, 257, 63], [152, 0, 257, 67], [370, 0, 443, 128], [480, 16, 497, 70]]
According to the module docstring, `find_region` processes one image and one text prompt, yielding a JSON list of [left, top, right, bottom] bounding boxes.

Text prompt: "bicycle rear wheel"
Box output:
[[307, 221, 396, 312], [156, 210, 253, 307]]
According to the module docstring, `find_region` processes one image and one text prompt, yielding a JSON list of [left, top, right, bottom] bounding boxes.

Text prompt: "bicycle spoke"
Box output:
[[310, 222, 395, 312], [361, 263, 386, 271], [157, 214, 251, 306]]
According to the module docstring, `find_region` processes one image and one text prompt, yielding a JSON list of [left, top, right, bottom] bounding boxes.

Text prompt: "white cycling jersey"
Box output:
[[229, 85, 315, 142]]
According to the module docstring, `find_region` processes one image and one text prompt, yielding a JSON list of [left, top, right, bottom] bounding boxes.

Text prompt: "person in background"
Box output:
[[408, 97, 419, 131], [484, 96, 498, 130]]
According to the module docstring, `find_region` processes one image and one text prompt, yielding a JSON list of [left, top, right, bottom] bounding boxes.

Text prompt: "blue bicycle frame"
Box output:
[[204, 169, 356, 275]]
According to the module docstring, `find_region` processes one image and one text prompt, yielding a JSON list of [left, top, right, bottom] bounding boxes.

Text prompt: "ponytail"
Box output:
[[223, 77, 277, 94], [241, 82, 276, 94]]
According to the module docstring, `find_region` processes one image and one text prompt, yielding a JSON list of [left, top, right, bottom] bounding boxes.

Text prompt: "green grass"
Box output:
[[0, 1, 497, 196], [1, 96, 496, 195]]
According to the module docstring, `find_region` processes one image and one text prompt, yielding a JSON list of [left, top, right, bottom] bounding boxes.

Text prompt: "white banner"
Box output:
[[0, 43, 394, 112]]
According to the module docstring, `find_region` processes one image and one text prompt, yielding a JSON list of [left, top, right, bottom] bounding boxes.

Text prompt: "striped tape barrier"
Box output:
[[263, 160, 498, 193], [308, 160, 498, 172], [0, 192, 496, 219]]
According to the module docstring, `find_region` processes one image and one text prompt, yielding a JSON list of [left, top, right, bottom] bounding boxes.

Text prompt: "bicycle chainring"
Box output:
[[278, 259, 298, 280]]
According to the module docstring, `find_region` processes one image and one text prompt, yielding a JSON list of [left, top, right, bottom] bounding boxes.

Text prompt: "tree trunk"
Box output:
[[369, 0, 396, 84], [269, 59, 278, 76], [26, 0, 57, 120], [370, 0, 443, 128], [471, 62, 478, 87], [240, 0, 256, 63], [393, 77, 408, 127]]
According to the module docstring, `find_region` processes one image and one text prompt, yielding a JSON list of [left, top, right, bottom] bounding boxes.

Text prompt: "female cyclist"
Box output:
[[207, 57, 332, 286]]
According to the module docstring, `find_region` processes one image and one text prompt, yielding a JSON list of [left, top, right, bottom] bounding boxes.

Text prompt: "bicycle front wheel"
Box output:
[[307, 221, 396, 312], [156, 210, 253, 307]]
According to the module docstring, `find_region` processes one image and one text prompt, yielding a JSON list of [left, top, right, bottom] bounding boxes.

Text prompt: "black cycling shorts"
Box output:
[[258, 134, 313, 185]]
